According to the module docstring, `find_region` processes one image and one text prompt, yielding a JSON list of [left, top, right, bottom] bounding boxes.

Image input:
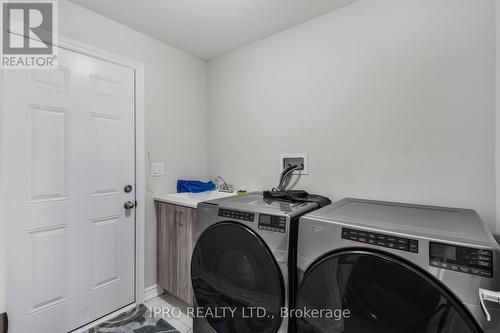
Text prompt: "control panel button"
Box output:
[[459, 266, 470, 273], [409, 240, 419, 253], [479, 270, 493, 278], [397, 239, 409, 246], [430, 260, 441, 267], [478, 249, 492, 257], [397, 244, 409, 251], [478, 261, 492, 268]]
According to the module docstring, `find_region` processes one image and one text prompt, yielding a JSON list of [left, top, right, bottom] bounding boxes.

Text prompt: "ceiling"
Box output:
[[69, 0, 359, 60]]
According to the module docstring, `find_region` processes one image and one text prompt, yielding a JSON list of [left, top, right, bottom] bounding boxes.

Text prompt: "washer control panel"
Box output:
[[430, 242, 493, 278], [258, 214, 286, 233], [342, 227, 419, 253], [219, 209, 254, 222]]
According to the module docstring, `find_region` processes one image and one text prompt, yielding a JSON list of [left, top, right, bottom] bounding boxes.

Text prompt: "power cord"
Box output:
[[273, 164, 303, 191]]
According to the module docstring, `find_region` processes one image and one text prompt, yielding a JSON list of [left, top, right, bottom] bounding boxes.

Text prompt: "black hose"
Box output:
[[276, 164, 301, 191]]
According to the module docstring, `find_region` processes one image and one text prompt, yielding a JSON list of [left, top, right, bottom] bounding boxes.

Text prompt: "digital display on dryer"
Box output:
[[430, 243, 456, 261]]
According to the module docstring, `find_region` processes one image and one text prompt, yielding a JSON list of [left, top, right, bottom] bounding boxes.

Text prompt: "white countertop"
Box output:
[[154, 190, 237, 208]]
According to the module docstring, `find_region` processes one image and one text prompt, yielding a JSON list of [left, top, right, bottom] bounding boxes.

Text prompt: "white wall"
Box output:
[[57, 0, 208, 289], [208, 0, 497, 231]]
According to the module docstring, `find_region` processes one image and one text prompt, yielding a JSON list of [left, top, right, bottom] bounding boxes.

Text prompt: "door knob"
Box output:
[[124, 201, 135, 209]]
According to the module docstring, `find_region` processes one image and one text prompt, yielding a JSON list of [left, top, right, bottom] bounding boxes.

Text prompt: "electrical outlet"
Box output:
[[280, 153, 308, 175], [151, 162, 165, 177]]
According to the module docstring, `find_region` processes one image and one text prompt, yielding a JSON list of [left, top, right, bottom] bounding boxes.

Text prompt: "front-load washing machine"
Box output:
[[296, 198, 500, 333], [191, 192, 323, 333]]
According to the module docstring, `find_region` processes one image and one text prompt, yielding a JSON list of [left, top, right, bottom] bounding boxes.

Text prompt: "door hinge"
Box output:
[[0, 312, 8, 333]]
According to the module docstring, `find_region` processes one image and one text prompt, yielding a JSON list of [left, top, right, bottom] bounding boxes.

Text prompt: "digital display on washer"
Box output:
[[258, 214, 286, 233], [260, 215, 271, 225], [429, 242, 493, 278]]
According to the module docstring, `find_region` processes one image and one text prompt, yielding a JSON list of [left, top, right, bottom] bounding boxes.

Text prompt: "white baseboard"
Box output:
[[71, 303, 137, 333], [144, 284, 164, 302], [71, 286, 163, 332]]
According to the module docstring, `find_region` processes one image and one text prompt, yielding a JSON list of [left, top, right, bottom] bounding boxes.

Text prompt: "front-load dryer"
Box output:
[[191, 192, 321, 333], [296, 198, 500, 333]]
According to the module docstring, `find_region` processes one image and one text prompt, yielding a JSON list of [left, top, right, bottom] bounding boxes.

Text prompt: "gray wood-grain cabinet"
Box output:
[[156, 201, 194, 305]]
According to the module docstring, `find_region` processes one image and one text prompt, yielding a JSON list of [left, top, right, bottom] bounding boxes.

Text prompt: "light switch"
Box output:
[[151, 162, 165, 177]]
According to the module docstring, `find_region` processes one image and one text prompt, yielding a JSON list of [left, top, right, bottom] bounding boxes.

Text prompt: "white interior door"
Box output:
[[4, 46, 136, 332]]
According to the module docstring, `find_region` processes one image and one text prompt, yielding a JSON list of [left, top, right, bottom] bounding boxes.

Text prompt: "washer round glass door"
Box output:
[[191, 222, 284, 333], [296, 251, 481, 333]]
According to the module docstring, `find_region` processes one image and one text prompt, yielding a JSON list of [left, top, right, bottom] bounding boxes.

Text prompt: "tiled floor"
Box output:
[[145, 293, 193, 333]]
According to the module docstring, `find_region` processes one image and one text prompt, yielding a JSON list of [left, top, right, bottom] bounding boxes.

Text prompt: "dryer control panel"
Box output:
[[429, 242, 493, 278]]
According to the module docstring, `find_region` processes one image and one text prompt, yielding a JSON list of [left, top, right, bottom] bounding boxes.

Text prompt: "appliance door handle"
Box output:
[[479, 288, 500, 322]]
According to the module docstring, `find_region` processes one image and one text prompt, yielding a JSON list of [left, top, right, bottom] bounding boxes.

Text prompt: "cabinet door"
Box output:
[[157, 203, 178, 294], [177, 206, 194, 305]]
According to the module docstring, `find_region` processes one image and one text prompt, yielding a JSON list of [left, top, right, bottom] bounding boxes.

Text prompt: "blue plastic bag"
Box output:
[[177, 180, 216, 193]]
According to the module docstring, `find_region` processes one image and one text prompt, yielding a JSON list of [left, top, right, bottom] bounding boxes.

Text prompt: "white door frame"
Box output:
[[0, 35, 146, 319], [0, 39, 6, 317]]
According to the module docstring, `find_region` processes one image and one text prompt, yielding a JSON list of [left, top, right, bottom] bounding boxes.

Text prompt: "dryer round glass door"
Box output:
[[191, 222, 285, 333], [296, 250, 481, 333]]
